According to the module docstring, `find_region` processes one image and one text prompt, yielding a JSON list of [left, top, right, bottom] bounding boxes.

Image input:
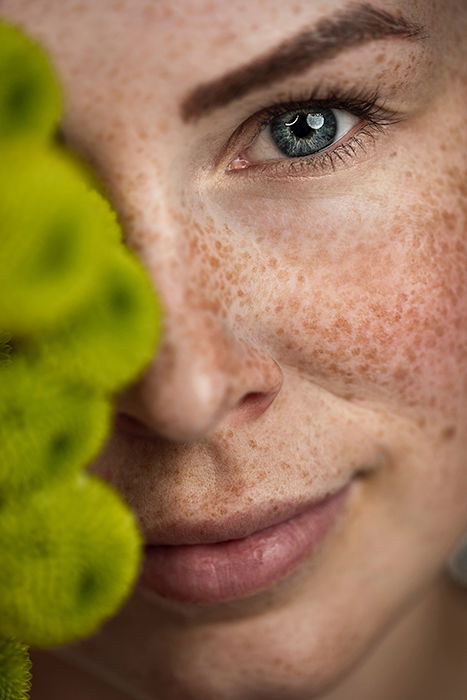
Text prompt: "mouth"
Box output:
[[138, 478, 356, 604]]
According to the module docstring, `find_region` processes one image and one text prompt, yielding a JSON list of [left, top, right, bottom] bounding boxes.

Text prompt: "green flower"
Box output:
[[0, 355, 111, 500], [0, 146, 119, 334], [0, 20, 61, 142], [0, 473, 143, 647], [26, 246, 163, 392]]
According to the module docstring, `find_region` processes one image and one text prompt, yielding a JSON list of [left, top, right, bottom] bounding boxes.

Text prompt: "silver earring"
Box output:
[[446, 532, 467, 587]]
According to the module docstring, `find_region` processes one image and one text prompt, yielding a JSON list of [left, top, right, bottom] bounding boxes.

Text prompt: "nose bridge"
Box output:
[[116, 189, 283, 442]]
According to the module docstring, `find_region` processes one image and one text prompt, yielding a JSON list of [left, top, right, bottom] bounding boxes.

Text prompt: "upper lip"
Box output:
[[143, 479, 353, 546]]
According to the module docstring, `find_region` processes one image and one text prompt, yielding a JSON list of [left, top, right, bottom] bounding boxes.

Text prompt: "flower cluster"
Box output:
[[0, 21, 162, 700]]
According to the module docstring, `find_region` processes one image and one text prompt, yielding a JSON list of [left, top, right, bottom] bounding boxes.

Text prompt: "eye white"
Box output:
[[329, 108, 359, 143]]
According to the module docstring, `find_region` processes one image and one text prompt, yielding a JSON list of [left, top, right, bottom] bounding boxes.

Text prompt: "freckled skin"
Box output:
[[2, 0, 467, 699]]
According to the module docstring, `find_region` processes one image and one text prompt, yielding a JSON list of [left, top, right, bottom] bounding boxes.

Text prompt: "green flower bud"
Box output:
[[27, 246, 162, 392], [0, 473, 143, 647], [0, 146, 115, 333], [0, 355, 111, 500], [0, 21, 61, 142]]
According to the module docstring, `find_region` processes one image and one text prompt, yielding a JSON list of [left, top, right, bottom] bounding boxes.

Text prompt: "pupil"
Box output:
[[290, 113, 314, 139]]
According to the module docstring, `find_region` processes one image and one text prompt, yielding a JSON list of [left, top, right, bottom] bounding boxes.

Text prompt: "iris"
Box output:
[[270, 107, 338, 157]]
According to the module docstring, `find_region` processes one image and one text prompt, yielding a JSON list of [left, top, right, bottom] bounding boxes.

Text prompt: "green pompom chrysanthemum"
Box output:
[[0, 146, 113, 334], [0, 21, 61, 142], [0, 473, 143, 648], [27, 246, 162, 392], [0, 355, 112, 500], [0, 636, 32, 700]]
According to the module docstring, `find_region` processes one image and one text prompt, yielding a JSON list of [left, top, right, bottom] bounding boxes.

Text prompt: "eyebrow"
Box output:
[[180, 3, 425, 123]]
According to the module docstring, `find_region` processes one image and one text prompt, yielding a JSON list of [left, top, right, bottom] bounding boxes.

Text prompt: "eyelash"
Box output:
[[226, 87, 402, 178]]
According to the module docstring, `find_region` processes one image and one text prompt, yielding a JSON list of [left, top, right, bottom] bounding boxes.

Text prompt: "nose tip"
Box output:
[[116, 319, 283, 443]]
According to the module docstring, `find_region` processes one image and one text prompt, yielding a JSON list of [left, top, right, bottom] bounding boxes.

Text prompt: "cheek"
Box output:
[[220, 185, 467, 419]]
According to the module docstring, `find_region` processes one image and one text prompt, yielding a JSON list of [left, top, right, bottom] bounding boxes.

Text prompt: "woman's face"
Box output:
[[2, 0, 467, 697]]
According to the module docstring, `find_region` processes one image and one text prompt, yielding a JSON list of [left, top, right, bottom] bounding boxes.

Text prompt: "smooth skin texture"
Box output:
[[1, 0, 467, 698]]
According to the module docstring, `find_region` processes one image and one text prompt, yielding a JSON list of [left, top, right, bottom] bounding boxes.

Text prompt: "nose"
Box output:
[[119, 315, 282, 443], [116, 236, 283, 444]]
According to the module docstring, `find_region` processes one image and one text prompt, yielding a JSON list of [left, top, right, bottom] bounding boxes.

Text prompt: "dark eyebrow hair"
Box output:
[[180, 3, 424, 123]]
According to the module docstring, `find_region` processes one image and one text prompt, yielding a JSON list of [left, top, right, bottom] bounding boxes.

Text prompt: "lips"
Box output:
[[138, 479, 354, 604], [142, 480, 352, 546]]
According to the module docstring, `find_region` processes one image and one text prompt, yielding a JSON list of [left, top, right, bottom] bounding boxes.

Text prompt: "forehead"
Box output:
[[1, 0, 431, 92]]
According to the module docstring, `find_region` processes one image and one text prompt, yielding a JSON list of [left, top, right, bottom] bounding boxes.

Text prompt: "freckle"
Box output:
[[440, 426, 456, 441], [333, 316, 352, 334], [394, 366, 408, 381]]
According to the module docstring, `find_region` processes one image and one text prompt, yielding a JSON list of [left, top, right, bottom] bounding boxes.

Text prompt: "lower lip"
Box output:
[[138, 482, 353, 604]]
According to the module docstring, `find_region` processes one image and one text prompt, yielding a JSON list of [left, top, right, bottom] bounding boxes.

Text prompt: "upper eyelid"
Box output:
[[235, 89, 390, 136]]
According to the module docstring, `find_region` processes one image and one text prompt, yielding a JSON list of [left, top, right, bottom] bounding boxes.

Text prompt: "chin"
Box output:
[[134, 575, 395, 700]]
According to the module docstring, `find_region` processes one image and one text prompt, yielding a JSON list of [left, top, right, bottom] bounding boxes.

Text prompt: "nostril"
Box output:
[[238, 391, 278, 422], [241, 392, 266, 405], [114, 412, 152, 438]]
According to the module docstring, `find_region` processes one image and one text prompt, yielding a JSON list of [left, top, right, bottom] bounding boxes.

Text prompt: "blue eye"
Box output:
[[270, 108, 338, 158], [225, 91, 399, 176], [231, 105, 361, 169]]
